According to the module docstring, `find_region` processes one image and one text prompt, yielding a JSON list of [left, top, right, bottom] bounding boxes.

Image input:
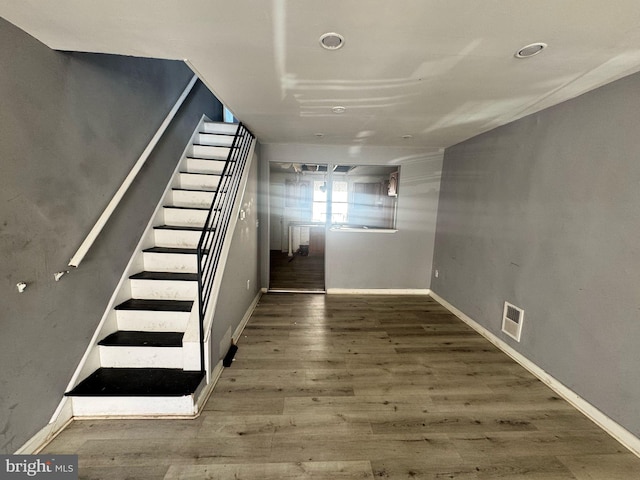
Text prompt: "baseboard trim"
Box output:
[[232, 290, 262, 344], [15, 398, 73, 454], [327, 288, 431, 295], [429, 290, 640, 458], [194, 360, 223, 416]]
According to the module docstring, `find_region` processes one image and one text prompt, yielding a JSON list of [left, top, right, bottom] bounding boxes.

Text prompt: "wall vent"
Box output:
[[502, 302, 524, 341]]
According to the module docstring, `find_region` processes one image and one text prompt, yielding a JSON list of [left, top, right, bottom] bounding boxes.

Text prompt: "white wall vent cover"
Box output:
[[502, 302, 524, 342]]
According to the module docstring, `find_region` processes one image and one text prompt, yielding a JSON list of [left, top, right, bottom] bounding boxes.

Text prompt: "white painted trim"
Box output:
[[232, 290, 262, 344], [68, 74, 199, 268], [327, 288, 431, 295], [15, 399, 73, 454], [329, 227, 398, 234], [429, 290, 640, 459], [194, 360, 224, 416]]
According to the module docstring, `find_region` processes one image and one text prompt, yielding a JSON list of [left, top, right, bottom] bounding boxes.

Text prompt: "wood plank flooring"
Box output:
[[42, 294, 640, 479], [269, 250, 324, 291]]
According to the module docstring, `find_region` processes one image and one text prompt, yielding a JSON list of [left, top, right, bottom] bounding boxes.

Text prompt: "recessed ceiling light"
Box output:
[[314, 133, 324, 137], [332, 106, 346, 114], [319, 32, 345, 50], [402, 134, 413, 139], [515, 42, 547, 58]]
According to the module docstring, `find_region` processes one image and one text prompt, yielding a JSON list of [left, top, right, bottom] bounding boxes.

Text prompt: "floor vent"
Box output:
[[502, 302, 524, 342]]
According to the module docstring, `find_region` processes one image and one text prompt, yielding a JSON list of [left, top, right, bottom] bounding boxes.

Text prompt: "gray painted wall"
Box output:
[[432, 71, 640, 436], [0, 18, 222, 453], [262, 144, 443, 290], [210, 145, 262, 365]]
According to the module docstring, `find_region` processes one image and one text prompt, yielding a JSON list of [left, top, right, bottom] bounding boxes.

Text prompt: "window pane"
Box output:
[[313, 180, 327, 202], [312, 202, 326, 222], [332, 181, 348, 202], [332, 202, 348, 223]]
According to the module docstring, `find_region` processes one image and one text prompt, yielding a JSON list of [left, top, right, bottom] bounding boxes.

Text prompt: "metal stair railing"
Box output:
[[196, 122, 254, 372]]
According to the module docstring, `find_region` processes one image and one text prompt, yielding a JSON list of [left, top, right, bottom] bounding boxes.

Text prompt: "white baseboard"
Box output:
[[327, 288, 431, 295], [232, 290, 262, 343], [429, 290, 640, 458], [15, 398, 73, 454], [195, 360, 224, 416]]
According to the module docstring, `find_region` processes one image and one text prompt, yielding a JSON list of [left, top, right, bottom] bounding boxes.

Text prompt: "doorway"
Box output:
[[269, 162, 327, 292]]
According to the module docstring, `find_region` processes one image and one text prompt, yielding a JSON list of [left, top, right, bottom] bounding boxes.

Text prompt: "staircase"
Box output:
[[65, 120, 250, 417]]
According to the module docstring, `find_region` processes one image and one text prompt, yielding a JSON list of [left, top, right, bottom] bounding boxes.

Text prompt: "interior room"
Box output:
[[2, 2, 640, 478], [269, 162, 400, 291]]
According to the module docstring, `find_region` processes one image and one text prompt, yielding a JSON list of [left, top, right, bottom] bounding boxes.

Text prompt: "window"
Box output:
[[333, 165, 399, 229], [331, 181, 349, 223], [312, 180, 327, 222], [223, 106, 236, 123]]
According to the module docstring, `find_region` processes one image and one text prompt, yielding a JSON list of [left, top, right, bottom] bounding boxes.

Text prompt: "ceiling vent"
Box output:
[[502, 302, 524, 341]]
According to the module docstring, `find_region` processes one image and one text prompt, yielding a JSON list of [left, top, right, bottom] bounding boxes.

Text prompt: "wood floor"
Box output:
[[269, 250, 325, 291], [43, 294, 640, 479]]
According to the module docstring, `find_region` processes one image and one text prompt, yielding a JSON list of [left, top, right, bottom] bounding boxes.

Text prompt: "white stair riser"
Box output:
[[116, 310, 190, 332], [203, 122, 238, 135], [154, 229, 201, 248], [178, 173, 220, 190], [196, 133, 234, 147], [163, 208, 208, 228], [71, 395, 197, 417], [191, 145, 229, 160], [130, 279, 197, 300], [170, 189, 216, 208], [185, 157, 226, 175], [143, 252, 198, 274], [99, 345, 183, 368]]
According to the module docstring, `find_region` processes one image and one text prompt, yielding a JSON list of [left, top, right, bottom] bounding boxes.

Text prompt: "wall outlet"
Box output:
[[246, 279, 250, 290], [434, 269, 439, 278]]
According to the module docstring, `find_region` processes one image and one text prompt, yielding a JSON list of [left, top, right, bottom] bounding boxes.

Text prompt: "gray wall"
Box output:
[[0, 18, 222, 453], [262, 144, 443, 290], [210, 144, 262, 365], [432, 71, 640, 436]]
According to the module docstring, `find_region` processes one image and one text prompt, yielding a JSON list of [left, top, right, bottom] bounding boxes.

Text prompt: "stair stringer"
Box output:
[[183, 137, 258, 382], [55, 115, 210, 419]]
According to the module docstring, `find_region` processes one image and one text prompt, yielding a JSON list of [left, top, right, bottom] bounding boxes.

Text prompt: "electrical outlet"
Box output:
[[434, 269, 439, 278], [246, 279, 250, 290]]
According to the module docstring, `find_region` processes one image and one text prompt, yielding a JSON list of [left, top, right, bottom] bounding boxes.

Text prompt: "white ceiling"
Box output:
[[4, 1, 640, 150]]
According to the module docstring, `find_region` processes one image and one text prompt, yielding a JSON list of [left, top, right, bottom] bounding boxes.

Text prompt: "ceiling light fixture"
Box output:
[[402, 134, 413, 139], [332, 106, 346, 114], [314, 133, 324, 137], [515, 42, 547, 58], [319, 32, 345, 50]]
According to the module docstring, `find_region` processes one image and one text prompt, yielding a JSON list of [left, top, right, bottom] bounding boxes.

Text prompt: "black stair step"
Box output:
[[188, 156, 236, 163], [130, 271, 198, 281], [163, 205, 210, 211], [191, 143, 235, 147], [65, 368, 204, 397], [172, 187, 217, 192], [172, 184, 218, 192], [115, 299, 193, 312], [143, 247, 206, 255], [197, 132, 236, 137], [153, 225, 204, 231], [99, 331, 183, 347], [179, 171, 222, 177]]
